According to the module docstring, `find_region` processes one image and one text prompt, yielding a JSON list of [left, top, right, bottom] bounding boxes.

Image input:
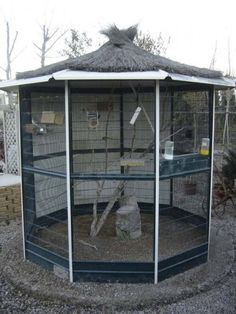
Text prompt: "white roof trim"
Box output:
[[52, 69, 169, 80], [0, 70, 234, 89], [167, 73, 235, 87], [0, 75, 52, 90], [52, 70, 235, 87]]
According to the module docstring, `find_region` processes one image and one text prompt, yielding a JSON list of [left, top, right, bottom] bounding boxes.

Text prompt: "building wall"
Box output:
[[0, 184, 21, 220]]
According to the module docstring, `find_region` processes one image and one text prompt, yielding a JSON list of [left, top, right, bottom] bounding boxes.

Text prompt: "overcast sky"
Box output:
[[0, 0, 236, 79]]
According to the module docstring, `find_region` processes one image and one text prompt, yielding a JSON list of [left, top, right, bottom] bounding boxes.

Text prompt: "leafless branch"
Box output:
[[48, 27, 59, 40], [34, 23, 67, 67], [9, 31, 19, 56], [11, 46, 27, 62], [45, 30, 67, 53], [33, 43, 41, 51], [0, 66, 6, 73]]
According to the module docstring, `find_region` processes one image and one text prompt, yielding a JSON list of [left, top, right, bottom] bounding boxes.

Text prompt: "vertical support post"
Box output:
[[120, 93, 124, 175], [65, 80, 73, 282], [154, 81, 160, 284], [170, 89, 174, 208], [18, 87, 26, 260], [19, 87, 35, 257], [15, 102, 20, 174], [208, 86, 215, 260]]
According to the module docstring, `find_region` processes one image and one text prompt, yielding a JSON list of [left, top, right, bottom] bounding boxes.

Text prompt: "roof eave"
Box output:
[[167, 73, 235, 88], [0, 74, 53, 91], [0, 70, 234, 90]]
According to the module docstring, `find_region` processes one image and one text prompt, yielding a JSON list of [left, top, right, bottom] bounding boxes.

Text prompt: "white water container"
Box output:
[[163, 141, 174, 160]]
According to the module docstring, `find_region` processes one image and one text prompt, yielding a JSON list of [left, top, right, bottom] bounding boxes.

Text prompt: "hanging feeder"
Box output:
[[87, 111, 99, 129]]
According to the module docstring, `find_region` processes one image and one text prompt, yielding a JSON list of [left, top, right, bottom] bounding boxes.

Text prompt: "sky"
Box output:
[[0, 0, 236, 79]]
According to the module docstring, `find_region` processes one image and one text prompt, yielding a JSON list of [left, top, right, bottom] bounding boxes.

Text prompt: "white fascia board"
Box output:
[[0, 70, 234, 90], [52, 69, 169, 80], [167, 73, 235, 88], [53, 70, 235, 87], [0, 75, 53, 91]]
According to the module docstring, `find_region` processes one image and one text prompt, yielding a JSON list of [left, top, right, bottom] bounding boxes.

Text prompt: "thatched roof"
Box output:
[[17, 25, 222, 79]]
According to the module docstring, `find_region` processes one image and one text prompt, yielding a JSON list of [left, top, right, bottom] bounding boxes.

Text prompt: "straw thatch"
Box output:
[[17, 25, 222, 79]]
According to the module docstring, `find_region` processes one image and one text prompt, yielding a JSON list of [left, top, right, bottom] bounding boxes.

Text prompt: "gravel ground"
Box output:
[[0, 216, 236, 314], [33, 213, 204, 262]]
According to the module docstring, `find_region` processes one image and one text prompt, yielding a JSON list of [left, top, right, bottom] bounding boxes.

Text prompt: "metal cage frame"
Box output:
[[18, 79, 215, 284]]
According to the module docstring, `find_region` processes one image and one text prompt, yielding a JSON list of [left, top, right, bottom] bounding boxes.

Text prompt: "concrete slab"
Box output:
[[0, 174, 21, 187]]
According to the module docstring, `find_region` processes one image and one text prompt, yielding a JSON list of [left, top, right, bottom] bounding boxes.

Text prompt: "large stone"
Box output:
[[116, 197, 142, 239], [119, 195, 139, 209]]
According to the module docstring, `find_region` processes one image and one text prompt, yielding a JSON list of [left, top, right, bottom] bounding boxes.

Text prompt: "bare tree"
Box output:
[[33, 24, 67, 67], [227, 38, 231, 76], [218, 39, 234, 149], [0, 22, 18, 80], [134, 31, 170, 55], [0, 22, 21, 109], [209, 40, 217, 70], [60, 29, 92, 58]]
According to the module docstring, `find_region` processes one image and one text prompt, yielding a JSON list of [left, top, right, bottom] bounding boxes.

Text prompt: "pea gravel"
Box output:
[[0, 215, 236, 314]]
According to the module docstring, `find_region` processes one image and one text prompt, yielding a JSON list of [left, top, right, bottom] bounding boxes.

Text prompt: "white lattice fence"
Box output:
[[3, 110, 19, 174]]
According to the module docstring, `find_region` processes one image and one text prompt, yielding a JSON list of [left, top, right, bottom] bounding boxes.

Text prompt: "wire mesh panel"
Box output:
[[215, 104, 236, 150], [71, 81, 155, 176], [214, 90, 236, 150], [159, 173, 209, 261], [70, 80, 155, 264], [20, 85, 69, 269], [72, 93, 121, 174], [23, 172, 68, 258], [21, 92, 66, 173], [159, 88, 211, 264], [72, 179, 154, 262], [160, 91, 210, 155]]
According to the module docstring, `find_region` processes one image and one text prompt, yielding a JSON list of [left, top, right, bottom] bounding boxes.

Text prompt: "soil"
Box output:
[[33, 213, 206, 262]]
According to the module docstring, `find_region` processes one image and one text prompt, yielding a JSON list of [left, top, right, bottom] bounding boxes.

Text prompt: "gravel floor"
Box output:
[[33, 213, 205, 262], [0, 216, 236, 313]]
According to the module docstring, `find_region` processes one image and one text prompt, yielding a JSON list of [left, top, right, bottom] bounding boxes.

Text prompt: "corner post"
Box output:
[[18, 87, 26, 260], [65, 80, 73, 282], [208, 86, 215, 260], [154, 80, 160, 284]]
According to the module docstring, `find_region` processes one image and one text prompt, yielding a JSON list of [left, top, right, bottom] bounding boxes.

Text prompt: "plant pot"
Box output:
[[213, 183, 225, 199]]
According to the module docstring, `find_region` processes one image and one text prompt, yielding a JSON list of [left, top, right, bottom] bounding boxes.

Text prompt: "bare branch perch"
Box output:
[[79, 240, 98, 251]]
